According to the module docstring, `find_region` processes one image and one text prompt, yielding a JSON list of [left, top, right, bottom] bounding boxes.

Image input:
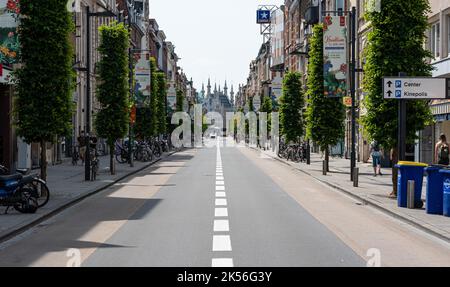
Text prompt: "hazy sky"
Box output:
[[149, 0, 273, 93]]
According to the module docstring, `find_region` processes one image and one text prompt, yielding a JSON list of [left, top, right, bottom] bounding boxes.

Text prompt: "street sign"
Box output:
[[257, 10, 271, 24], [383, 77, 449, 99]]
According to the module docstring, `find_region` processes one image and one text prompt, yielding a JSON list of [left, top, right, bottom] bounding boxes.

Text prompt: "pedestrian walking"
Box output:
[[77, 131, 86, 164], [370, 140, 383, 176], [435, 133, 450, 166]]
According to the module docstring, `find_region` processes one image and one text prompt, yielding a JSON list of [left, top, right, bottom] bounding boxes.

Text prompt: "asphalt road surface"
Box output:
[[0, 138, 449, 267]]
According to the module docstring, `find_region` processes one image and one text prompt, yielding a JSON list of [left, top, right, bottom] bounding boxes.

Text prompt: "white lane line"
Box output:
[[214, 220, 230, 232], [212, 258, 234, 267], [216, 186, 225, 191], [215, 198, 227, 206], [216, 181, 225, 185], [216, 176, 224, 180], [215, 191, 226, 198], [212, 235, 232, 251], [215, 208, 228, 217]]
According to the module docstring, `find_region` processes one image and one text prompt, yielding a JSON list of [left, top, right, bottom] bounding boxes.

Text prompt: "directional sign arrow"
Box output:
[[387, 90, 393, 98], [387, 81, 393, 88]]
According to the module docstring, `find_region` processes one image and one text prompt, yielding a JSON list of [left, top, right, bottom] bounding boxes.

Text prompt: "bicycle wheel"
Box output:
[[23, 179, 50, 208], [116, 150, 128, 164]]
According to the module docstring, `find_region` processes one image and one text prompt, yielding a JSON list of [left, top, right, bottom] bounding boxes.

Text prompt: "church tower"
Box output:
[[201, 83, 205, 99], [207, 78, 211, 97], [224, 81, 228, 97], [230, 85, 234, 106]]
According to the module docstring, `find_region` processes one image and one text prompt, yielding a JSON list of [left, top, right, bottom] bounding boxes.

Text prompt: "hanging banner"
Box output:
[[0, 0, 20, 83], [134, 52, 151, 107], [323, 15, 348, 98]]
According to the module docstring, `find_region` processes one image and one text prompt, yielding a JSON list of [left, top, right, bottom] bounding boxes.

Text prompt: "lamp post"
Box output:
[[84, 5, 116, 181]]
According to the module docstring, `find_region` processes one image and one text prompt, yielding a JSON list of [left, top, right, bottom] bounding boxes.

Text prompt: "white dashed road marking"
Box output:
[[212, 138, 234, 266]]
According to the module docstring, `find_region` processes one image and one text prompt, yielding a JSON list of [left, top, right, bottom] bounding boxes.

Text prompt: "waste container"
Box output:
[[426, 166, 445, 215], [396, 161, 428, 208], [438, 169, 450, 217]]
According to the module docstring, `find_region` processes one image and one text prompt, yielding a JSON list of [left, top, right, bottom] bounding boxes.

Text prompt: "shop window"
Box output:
[[431, 22, 440, 59]]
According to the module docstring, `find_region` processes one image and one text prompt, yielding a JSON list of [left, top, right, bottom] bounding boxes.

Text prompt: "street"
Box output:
[[0, 139, 449, 267]]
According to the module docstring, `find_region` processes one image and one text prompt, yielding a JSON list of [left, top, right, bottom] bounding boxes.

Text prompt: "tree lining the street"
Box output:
[[14, 0, 75, 180], [156, 72, 167, 136], [94, 22, 130, 175], [176, 89, 184, 112], [306, 24, 345, 171], [360, 0, 433, 195], [280, 72, 305, 143]]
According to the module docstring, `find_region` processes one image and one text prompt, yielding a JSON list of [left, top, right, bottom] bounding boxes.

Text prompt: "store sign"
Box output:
[[256, 10, 271, 24], [323, 15, 348, 98], [253, 96, 261, 112], [343, 96, 352, 107], [0, 0, 20, 84], [134, 52, 151, 106]]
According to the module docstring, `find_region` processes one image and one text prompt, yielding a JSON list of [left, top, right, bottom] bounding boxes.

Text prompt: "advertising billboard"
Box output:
[[323, 15, 348, 98], [134, 52, 151, 107]]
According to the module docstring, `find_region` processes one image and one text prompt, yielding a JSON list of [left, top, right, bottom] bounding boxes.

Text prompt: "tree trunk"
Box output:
[[40, 140, 47, 181], [391, 147, 398, 196], [325, 147, 330, 172], [110, 143, 115, 175]]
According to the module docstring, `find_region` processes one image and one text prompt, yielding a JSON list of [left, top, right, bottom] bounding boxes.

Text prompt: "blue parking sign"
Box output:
[[395, 80, 402, 88], [395, 90, 402, 98], [257, 10, 271, 24]]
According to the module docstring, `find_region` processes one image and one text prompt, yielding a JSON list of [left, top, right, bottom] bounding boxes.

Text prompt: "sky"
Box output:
[[149, 0, 275, 93]]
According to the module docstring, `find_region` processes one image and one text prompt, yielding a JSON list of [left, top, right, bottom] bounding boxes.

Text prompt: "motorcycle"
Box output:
[[0, 172, 39, 214]]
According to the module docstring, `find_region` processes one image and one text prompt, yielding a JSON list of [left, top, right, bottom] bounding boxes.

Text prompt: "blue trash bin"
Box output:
[[426, 166, 445, 215], [438, 169, 450, 217], [396, 161, 428, 208]]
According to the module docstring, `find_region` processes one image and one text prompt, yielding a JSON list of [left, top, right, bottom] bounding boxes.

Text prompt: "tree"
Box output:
[[156, 72, 167, 136], [280, 72, 305, 143], [176, 89, 184, 112], [306, 24, 345, 170], [149, 57, 159, 137], [94, 22, 130, 175], [360, 0, 433, 195], [14, 0, 74, 180]]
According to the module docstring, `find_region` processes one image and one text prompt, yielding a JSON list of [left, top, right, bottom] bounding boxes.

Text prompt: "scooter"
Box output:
[[0, 172, 39, 214]]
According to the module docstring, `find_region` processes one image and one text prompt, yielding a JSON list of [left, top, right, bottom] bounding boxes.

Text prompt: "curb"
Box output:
[[250, 147, 450, 244], [0, 150, 178, 244]]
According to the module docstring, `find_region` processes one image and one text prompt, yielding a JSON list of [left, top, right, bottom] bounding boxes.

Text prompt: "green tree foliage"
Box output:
[[360, 0, 433, 194], [14, 0, 74, 180], [306, 24, 345, 166], [280, 72, 305, 143], [95, 22, 129, 175], [176, 89, 184, 112], [361, 0, 433, 149], [156, 72, 167, 136], [260, 95, 273, 133], [149, 57, 159, 137]]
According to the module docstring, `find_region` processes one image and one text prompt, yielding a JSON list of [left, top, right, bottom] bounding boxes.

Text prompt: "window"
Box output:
[[335, 0, 345, 11], [431, 22, 440, 58]]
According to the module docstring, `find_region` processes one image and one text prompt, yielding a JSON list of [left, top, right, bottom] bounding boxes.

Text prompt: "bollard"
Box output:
[[323, 160, 327, 175], [407, 180, 415, 209], [353, 167, 359, 187]]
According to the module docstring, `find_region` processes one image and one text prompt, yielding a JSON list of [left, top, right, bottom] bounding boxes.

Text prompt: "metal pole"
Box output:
[[350, 7, 357, 181], [407, 180, 415, 209], [398, 72, 407, 161], [85, 6, 91, 181], [353, 167, 359, 187]]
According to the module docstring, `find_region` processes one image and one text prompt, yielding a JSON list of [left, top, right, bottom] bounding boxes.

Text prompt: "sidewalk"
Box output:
[[0, 151, 175, 242], [255, 148, 450, 242]]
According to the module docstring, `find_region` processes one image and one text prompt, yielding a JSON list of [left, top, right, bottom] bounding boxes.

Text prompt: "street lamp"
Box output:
[[84, 5, 117, 181]]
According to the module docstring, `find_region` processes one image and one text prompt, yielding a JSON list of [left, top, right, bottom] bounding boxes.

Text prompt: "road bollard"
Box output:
[[323, 160, 327, 175], [407, 180, 415, 209], [353, 167, 359, 187]]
